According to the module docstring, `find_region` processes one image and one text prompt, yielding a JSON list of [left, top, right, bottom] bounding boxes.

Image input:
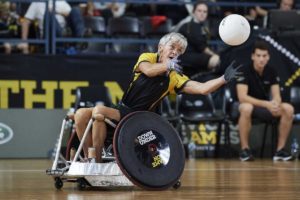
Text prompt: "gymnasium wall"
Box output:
[[0, 33, 300, 158]]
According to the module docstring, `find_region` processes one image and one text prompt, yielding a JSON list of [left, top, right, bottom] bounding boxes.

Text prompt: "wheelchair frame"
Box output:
[[46, 116, 134, 190]]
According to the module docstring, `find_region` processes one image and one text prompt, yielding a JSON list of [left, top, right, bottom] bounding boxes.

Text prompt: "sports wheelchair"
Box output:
[[46, 85, 184, 190]]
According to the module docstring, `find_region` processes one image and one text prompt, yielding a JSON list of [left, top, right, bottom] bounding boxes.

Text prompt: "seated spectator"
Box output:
[[0, 2, 21, 54], [151, 0, 189, 25], [249, 0, 295, 28], [18, 0, 85, 54], [236, 40, 294, 161], [84, 1, 126, 23], [178, 0, 220, 77], [125, 3, 153, 17]]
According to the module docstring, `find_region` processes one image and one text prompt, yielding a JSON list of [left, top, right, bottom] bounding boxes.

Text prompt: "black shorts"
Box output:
[[252, 106, 278, 122], [231, 102, 278, 122], [113, 102, 134, 119]]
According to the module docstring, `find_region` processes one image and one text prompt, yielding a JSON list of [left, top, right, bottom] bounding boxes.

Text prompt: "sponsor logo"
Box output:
[[0, 123, 13, 145], [152, 155, 163, 168], [137, 130, 156, 145], [237, 77, 245, 82]]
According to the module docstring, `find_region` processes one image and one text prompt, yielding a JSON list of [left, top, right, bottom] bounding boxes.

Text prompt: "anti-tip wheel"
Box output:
[[54, 177, 63, 189], [173, 180, 181, 189], [77, 178, 87, 190]]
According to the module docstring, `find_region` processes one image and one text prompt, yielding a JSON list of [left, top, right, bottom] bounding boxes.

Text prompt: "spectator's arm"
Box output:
[[20, 18, 31, 40], [86, 1, 94, 16], [55, 2, 72, 17], [204, 47, 216, 56], [255, 6, 268, 17], [111, 3, 126, 18], [17, 18, 31, 54], [270, 84, 282, 104]]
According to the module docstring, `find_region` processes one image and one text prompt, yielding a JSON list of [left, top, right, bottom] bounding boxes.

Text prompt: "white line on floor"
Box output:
[[0, 169, 44, 172]]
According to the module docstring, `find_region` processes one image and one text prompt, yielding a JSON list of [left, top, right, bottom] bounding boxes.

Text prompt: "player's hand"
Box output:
[[167, 57, 183, 74], [224, 60, 243, 82]]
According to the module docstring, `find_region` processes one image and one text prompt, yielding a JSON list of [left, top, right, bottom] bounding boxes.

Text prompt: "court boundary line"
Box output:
[[0, 169, 44, 173], [185, 166, 300, 171]]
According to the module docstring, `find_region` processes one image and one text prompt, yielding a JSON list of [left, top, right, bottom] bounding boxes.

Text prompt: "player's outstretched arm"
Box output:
[[182, 76, 226, 95], [182, 60, 242, 95], [138, 61, 168, 77]]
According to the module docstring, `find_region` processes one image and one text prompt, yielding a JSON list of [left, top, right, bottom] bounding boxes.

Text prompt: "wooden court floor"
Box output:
[[0, 159, 300, 200]]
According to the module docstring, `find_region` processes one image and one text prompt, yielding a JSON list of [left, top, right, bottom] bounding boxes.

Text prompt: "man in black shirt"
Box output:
[[236, 41, 294, 161], [178, 0, 220, 77]]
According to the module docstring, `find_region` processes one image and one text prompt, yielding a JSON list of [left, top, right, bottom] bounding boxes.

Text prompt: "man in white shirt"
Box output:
[[18, 0, 85, 54]]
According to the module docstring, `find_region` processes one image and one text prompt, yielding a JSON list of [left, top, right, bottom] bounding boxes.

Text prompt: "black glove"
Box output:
[[167, 57, 183, 74], [224, 60, 243, 82]]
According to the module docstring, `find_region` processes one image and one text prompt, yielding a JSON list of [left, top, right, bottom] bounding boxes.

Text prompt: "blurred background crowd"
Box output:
[[0, 0, 298, 57]]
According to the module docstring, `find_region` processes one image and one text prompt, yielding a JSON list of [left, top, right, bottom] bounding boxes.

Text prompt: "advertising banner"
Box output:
[[0, 54, 136, 109]]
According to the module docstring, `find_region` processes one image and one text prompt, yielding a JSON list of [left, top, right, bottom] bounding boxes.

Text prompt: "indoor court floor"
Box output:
[[0, 159, 299, 200]]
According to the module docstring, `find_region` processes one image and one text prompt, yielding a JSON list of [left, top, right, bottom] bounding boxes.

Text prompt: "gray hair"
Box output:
[[158, 32, 188, 55]]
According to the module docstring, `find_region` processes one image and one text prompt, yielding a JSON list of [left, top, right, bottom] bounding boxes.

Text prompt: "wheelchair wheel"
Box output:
[[77, 178, 87, 190], [54, 177, 63, 190], [113, 111, 185, 190]]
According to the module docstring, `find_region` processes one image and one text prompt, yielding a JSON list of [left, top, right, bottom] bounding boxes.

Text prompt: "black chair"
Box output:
[[84, 16, 106, 36], [140, 17, 172, 52], [74, 85, 113, 110], [290, 86, 300, 124], [107, 17, 142, 53], [160, 95, 180, 129], [176, 92, 227, 158], [82, 16, 108, 53], [290, 86, 300, 158]]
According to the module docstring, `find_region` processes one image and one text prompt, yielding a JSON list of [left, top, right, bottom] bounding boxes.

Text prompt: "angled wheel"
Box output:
[[113, 111, 185, 190]]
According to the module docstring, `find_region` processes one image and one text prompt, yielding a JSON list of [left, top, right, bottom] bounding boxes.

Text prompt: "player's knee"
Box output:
[[93, 105, 106, 113], [93, 113, 105, 121], [92, 105, 107, 121], [74, 108, 91, 125]]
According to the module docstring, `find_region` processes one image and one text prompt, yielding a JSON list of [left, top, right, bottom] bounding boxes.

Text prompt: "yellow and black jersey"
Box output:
[[121, 52, 190, 111]]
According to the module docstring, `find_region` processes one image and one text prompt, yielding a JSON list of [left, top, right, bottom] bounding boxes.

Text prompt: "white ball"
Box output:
[[219, 14, 251, 46]]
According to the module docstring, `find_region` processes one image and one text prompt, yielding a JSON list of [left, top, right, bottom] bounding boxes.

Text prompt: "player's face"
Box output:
[[280, 0, 294, 11], [251, 49, 270, 71], [193, 4, 208, 22], [158, 42, 183, 62]]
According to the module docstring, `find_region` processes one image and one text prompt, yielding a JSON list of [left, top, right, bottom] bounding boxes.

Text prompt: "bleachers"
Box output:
[[0, 0, 292, 55]]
